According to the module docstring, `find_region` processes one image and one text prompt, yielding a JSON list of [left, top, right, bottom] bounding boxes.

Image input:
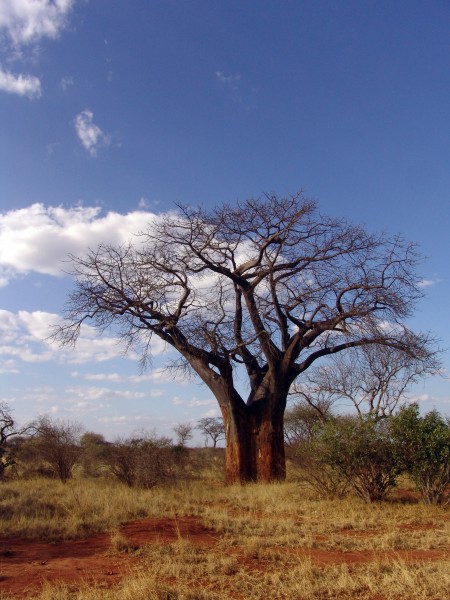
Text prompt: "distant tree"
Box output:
[[173, 422, 194, 447], [291, 345, 439, 422], [0, 402, 32, 480], [53, 193, 438, 482], [283, 398, 332, 447], [197, 417, 225, 448], [390, 404, 450, 505], [104, 433, 179, 488], [32, 416, 84, 483], [80, 432, 109, 477]]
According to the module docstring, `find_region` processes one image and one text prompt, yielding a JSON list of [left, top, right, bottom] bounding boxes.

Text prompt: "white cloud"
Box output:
[[0, 0, 75, 46], [74, 109, 110, 156], [418, 278, 442, 288], [0, 66, 41, 98], [84, 373, 122, 382], [97, 414, 152, 425], [83, 368, 180, 385], [171, 395, 215, 408], [188, 397, 215, 407], [216, 71, 241, 86], [138, 197, 160, 210], [0, 359, 19, 374], [0, 0, 76, 100], [0, 309, 136, 365], [0, 203, 158, 285], [66, 386, 148, 401], [60, 75, 74, 90], [128, 368, 187, 385], [201, 408, 221, 418]]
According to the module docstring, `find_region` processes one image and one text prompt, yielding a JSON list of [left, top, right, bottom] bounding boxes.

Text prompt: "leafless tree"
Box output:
[[53, 193, 439, 482], [104, 433, 179, 488], [197, 417, 225, 447], [173, 422, 194, 447], [32, 416, 84, 483], [0, 402, 33, 479], [284, 398, 332, 446], [291, 344, 439, 421]]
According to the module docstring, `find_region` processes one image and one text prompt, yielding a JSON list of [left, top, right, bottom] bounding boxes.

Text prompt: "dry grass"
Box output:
[[19, 553, 450, 600], [0, 473, 449, 599]]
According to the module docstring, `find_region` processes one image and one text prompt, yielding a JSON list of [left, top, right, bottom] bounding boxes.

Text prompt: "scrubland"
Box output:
[[0, 459, 449, 600]]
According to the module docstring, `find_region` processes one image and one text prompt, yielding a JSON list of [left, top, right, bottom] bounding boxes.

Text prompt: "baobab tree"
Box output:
[[54, 193, 437, 482]]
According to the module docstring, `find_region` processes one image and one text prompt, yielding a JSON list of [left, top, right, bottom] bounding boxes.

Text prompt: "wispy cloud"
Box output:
[[0, 0, 75, 46], [188, 398, 215, 408], [0, 66, 41, 98], [74, 109, 110, 156], [418, 277, 442, 288], [97, 414, 153, 425], [66, 386, 149, 401], [80, 368, 182, 385], [0, 0, 76, 99], [172, 396, 215, 408], [0, 309, 145, 365], [215, 70, 257, 110], [216, 71, 241, 87], [60, 75, 74, 90], [84, 373, 123, 382]]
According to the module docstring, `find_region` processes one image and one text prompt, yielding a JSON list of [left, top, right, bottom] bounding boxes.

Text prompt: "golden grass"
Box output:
[[0, 474, 449, 599], [19, 553, 450, 600]]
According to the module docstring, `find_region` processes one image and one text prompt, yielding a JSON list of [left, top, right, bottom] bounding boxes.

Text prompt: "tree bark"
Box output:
[[221, 395, 286, 483]]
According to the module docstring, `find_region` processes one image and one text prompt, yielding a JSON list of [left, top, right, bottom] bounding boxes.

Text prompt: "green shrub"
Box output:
[[390, 404, 450, 505], [317, 416, 402, 502]]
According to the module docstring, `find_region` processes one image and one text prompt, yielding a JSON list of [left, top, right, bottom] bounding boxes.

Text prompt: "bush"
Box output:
[[390, 404, 450, 505], [317, 416, 402, 502], [24, 416, 84, 483], [80, 432, 110, 477], [104, 433, 185, 488], [291, 438, 349, 499]]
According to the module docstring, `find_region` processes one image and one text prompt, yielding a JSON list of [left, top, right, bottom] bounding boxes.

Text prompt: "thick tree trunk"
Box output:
[[221, 396, 286, 483]]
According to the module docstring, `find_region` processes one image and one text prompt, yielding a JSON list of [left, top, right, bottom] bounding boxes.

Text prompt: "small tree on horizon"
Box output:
[[31, 416, 84, 483], [53, 193, 439, 483], [173, 422, 194, 447], [197, 417, 225, 447], [284, 398, 332, 447], [0, 402, 33, 480]]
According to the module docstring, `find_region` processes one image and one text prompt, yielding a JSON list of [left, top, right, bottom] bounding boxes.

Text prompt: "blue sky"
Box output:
[[1, 0, 449, 442]]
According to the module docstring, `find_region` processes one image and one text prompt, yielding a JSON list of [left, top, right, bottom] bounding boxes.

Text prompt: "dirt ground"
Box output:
[[0, 517, 217, 598], [0, 516, 448, 598]]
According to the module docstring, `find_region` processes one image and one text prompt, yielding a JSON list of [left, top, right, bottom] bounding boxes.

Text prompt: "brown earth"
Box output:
[[0, 516, 448, 598], [0, 516, 217, 598]]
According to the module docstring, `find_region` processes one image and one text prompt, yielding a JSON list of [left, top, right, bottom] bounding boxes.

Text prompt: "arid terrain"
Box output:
[[0, 474, 449, 600]]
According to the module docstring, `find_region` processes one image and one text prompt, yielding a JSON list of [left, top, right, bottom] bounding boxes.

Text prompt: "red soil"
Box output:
[[0, 516, 217, 598], [0, 516, 448, 598]]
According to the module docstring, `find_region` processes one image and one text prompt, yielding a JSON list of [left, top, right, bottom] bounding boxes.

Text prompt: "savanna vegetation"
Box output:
[[1, 195, 448, 598], [1, 404, 449, 600]]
